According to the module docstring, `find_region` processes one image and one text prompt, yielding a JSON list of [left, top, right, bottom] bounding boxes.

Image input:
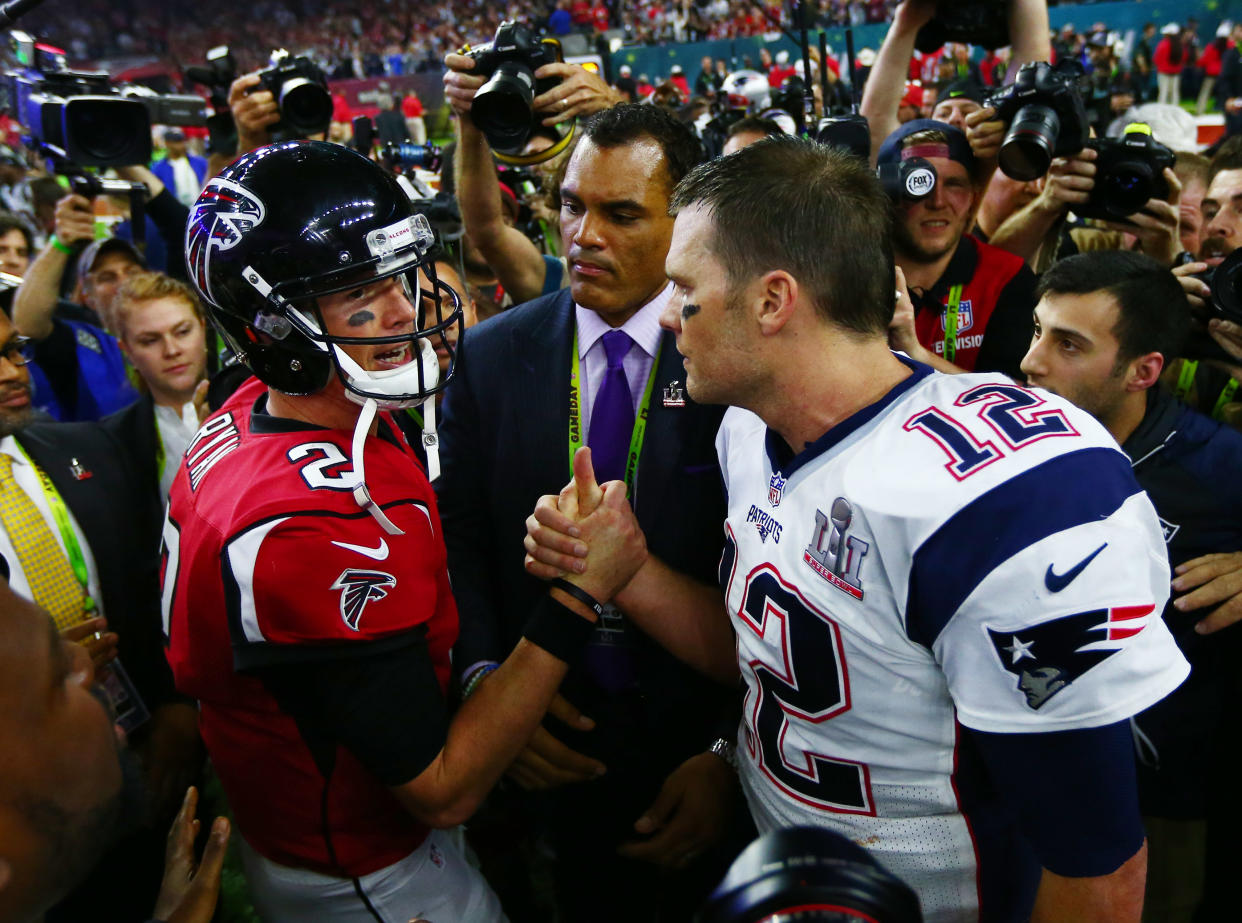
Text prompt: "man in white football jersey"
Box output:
[[524, 136, 1189, 922]]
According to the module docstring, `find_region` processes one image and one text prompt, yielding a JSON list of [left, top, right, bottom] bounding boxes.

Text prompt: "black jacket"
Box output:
[[1123, 387, 1242, 817]]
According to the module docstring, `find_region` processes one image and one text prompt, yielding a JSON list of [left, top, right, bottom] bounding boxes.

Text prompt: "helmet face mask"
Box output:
[[279, 263, 462, 410], [187, 140, 463, 408]]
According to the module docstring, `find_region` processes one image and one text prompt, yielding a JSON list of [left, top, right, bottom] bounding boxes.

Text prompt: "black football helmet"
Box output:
[[185, 139, 461, 408]]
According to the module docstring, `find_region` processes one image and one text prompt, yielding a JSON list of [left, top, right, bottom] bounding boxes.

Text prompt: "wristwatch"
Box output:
[[709, 737, 738, 771]]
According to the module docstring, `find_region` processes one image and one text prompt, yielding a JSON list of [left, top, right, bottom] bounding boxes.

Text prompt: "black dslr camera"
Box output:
[[1078, 123, 1175, 222], [254, 49, 332, 140], [910, 0, 1009, 54], [988, 60, 1089, 182], [1198, 250, 1242, 327], [465, 21, 563, 153], [697, 827, 922, 923]]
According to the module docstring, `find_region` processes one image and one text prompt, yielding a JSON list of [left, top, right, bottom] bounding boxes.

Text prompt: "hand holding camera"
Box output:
[[1093, 164, 1182, 268], [963, 106, 1005, 162], [1033, 146, 1096, 215], [52, 191, 94, 247], [228, 72, 281, 154], [988, 60, 1089, 182], [228, 51, 331, 154], [532, 61, 619, 127]]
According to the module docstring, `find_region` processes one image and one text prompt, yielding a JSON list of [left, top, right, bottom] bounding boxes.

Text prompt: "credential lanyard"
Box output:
[[943, 284, 964, 364], [568, 328, 659, 497], [15, 444, 96, 613], [1173, 360, 1239, 421]]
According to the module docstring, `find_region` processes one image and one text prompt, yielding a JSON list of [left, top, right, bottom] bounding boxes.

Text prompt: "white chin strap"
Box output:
[[333, 338, 442, 483], [350, 398, 405, 535]]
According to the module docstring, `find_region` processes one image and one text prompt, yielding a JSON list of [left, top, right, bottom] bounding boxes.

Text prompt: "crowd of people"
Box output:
[[10, 0, 1156, 86], [1, 1, 1241, 922]]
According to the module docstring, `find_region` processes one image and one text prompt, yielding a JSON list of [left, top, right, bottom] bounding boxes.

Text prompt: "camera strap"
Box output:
[[1213, 378, 1240, 420], [1174, 360, 1240, 421], [942, 284, 964, 364], [567, 327, 659, 500]]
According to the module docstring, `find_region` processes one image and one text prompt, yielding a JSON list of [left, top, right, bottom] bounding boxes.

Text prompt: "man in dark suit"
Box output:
[[438, 104, 745, 921], [0, 308, 201, 922]]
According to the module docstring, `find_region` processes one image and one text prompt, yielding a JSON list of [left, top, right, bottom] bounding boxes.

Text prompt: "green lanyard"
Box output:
[[943, 284, 964, 363], [1212, 377, 1239, 420], [1174, 359, 1198, 401], [1173, 360, 1239, 421], [15, 445, 96, 613], [568, 328, 660, 497]]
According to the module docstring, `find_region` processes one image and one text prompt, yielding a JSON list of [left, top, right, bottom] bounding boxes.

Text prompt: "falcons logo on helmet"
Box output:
[[185, 176, 266, 302], [331, 568, 397, 631], [987, 603, 1156, 710]]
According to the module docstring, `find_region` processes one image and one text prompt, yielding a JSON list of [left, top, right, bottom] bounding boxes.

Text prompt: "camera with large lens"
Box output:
[[1175, 250, 1242, 363], [1199, 250, 1242, 327], [466, 21, 562, 153], [697, 827, 922, 923], [185, 45, 237, 112], [255, 49, 332, 140], [2, 29, 204, 167], [1076, 123, 1175, 222], [814, 113, 871, 161], [989, 60, 1089, 182], [910, 0, 1009, 54]]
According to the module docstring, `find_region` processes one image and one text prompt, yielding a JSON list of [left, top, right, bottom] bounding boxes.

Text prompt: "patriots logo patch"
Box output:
[[331, 568, 397, 631], [987, 604, 1155, 710], [186, 177, 266, 302]]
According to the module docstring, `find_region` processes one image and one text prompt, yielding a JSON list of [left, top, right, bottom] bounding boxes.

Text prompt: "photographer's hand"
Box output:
[[1173, 260, 1212, 315], [1036, 148, 1097, 214], [964, 106, 1005, 163], [888, 267, 966, 374], [228, 72, 279, 155], [54, 193, 95, 247], [443, 53, 485, 117], [1209, 317, 1242, 366], [1099, 167, 1182, 267], [533, 63, 622, 126]]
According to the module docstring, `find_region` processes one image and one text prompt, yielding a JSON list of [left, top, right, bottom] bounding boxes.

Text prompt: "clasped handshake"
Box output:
[[523, 446, 647, 599]]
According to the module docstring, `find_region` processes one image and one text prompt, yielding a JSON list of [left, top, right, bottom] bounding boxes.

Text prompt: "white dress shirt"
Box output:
[[155, 401, 201, 499], [0, 434, 104, 614], [574, 283, 674, 441]]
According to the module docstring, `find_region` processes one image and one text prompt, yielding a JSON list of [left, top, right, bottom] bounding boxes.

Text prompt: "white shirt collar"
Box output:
[[0, 434, 28, 468], [575, 282, 673, 360]]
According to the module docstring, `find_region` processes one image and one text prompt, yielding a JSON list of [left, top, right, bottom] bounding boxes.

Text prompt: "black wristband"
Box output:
[[523, 594, 597, 665], [549, 577, 605, 619]]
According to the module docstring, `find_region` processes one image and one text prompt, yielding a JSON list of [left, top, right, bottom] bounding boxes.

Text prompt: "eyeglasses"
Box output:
[[0, 335, 32, 367]]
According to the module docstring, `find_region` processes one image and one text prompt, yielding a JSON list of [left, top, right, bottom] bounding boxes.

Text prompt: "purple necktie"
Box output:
[[583, 329, 638, 693], [588, 329, 634, 485]]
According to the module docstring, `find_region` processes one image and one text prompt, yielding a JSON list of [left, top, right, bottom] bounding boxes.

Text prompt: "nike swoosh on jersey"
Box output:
[[1044, 542, 1107, 593], [331, 537, 390, 561]]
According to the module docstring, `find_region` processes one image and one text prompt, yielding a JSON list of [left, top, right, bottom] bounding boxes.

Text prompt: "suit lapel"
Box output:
[[511, 291, 576, 482], [17, 429, 109, 572], [633, 331, 689, 520]]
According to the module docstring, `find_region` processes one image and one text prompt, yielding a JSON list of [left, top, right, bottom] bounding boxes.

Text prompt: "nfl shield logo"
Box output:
[[768, 471, 786, 507], [941, 299, 974, 333]]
